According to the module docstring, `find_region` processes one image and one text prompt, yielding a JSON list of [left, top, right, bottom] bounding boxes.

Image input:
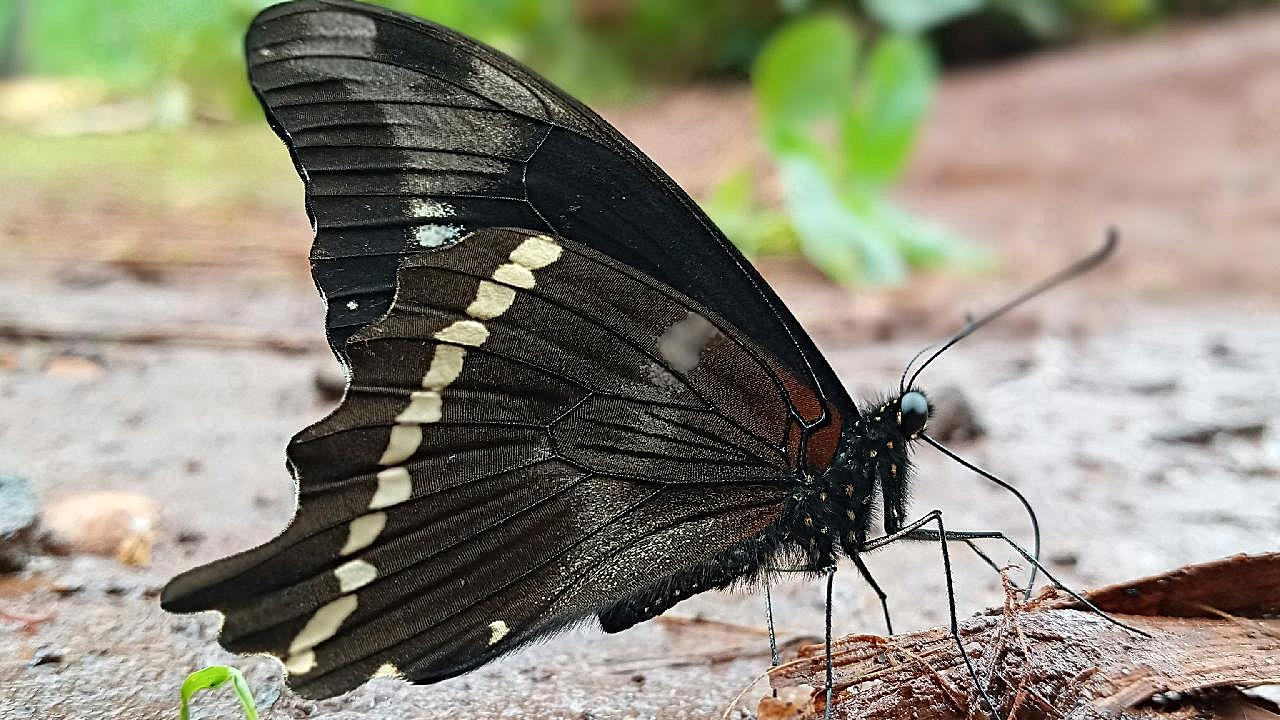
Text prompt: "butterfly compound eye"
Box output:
[[899, 391, 929, 437]]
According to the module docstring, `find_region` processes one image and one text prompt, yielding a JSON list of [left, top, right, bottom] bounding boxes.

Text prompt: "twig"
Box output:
[[0, 323, 322, 355], [768, 553, 1280, 720]]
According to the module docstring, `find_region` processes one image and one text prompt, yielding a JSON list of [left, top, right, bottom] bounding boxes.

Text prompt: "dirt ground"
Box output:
[[3, 11, 1280, 720]]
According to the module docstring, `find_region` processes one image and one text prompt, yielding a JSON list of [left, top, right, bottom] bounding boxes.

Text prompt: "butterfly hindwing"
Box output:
[[245, 0, 854, 423], [162, 229, 830, 698]]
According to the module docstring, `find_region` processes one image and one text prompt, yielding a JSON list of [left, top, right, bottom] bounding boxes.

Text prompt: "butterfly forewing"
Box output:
[[245, 0, 854, 423], [162, 229, 828, 698]]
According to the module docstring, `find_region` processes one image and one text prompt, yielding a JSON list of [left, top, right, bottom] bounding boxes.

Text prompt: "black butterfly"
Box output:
[[162, 0, 1126, 709]]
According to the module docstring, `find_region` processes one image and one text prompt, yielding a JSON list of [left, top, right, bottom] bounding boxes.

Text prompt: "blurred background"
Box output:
[[3, 1, 1280, 718]]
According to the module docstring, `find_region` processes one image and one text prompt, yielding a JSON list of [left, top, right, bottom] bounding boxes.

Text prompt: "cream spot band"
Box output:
[[299, 235, 563, 679]]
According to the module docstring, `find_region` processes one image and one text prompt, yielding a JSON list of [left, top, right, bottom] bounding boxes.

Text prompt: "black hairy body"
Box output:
[[600, 397, 924, 634]]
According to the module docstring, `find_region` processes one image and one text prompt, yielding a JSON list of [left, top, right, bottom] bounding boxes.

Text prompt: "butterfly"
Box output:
[[161, 0, 1125, 709]]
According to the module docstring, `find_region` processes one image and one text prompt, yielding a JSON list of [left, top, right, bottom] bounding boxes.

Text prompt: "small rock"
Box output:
[[50, 577, 84, 595], [1153, 418, 1269, 445], [43, 492, 158, 566], [926, 385, 985, 443], [42, 354, 104, 381], [313, 363, 347, 402], [1207, 338, 1235, 359], [0, 473, 41, 572], [1129, 378, 1178, 395], [29, 646, 65, 667], [1049, 551, 1079, 568]]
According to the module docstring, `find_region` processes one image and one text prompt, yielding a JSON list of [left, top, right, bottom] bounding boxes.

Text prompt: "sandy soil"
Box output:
[[3, 11, 1280, 720]]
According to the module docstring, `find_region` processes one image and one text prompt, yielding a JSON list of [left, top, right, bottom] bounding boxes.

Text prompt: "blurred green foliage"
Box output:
[[719, 9, 984, 283], [7, 0, 1273, 115], [3, 0, 1276, 281]]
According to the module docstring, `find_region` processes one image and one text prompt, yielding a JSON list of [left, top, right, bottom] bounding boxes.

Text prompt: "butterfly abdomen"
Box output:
[[597, 535, 778, 632]]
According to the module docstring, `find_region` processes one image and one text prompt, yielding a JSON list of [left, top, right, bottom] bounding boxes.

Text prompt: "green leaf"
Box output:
[[178, 665, 259, 720], [702, 169, 797, 258], [989, 0, 1067, 38], [779, 155, 906, 284], [842, 34, 935, 187], [751, 14, 858, 150], [862, 0, 985, 34], [868, 200, 992, 270]]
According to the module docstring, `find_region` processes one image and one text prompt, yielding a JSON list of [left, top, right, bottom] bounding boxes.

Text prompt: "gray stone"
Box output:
[[0, 473, 40, 572]]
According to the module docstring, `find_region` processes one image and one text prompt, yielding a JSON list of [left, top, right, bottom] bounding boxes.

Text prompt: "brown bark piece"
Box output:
[[766, 553, 1280, 719]]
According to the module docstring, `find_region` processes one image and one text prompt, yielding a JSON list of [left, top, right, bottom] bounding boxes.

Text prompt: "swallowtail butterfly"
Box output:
[[163, 0, 1121, 706]]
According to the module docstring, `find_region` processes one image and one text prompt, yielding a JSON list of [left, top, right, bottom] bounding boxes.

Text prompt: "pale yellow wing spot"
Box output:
[[434, 320, 489, 347], [509, 235, 562, 269], [395, 391, 442, 424], [377, 423, 422, 465], [334, 559, 378, 593], [339, 512, 387, 556], [284, 650, 316, 675], [466, 280, 517, 320], [370, 467, 412, 510], [422, 345, 465, 390], [288, 595, 359, 655], [487, 619, 510, 645], [492, 262, 535, 289]]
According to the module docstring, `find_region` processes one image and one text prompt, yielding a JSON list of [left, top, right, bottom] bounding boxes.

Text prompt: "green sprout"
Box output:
[[178, 665, 259, 720]]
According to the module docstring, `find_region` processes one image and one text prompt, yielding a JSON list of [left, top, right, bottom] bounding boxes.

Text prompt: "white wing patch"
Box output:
[[409, 198, 455, 218], [658, 311, 720, 374], [414, 224, 463, 248]]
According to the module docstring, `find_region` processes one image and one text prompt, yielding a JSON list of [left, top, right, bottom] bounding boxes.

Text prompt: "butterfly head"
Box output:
[[897, 390, 930, 439]]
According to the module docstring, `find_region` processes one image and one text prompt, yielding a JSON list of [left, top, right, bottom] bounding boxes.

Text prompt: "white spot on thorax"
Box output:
[[487, 620, 510, 645], [346, 300, 359, 311]]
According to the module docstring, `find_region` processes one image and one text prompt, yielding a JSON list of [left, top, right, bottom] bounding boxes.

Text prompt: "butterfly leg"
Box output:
[[902, 527, 1149, 637], [862, 510, 1002, 719], [764, 580, 780, 668], [849, 553, 893, 635], [823, 565, 835, 720]]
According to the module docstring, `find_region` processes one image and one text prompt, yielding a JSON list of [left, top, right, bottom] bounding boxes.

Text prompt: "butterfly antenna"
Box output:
[[904, 227, 1119, 392], [898, 342, 939, 396], [921, 432, 1042, 597]]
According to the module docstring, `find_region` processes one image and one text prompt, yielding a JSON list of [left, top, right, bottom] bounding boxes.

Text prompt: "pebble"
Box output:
[[28, 646, 65, 667], [313, 362, 347, 402], [42, 354, 105, 381], [1153, 417, 1269, 445], [926, 385, 985, 443], [43, 492, 159, 566], [0, 473, 41, 572]]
